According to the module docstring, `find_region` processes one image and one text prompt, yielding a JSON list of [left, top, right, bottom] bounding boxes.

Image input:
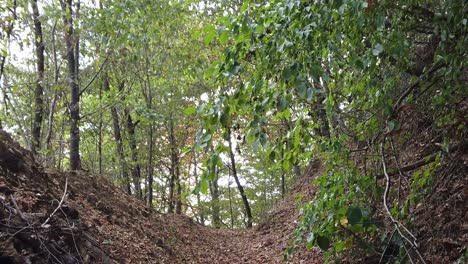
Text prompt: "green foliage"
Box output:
[[198, 0, 466, 261], [1, 0, 465, 260]]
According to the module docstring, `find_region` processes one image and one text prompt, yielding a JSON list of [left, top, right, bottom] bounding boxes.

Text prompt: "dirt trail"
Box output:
[[0, 130, 322, 263]]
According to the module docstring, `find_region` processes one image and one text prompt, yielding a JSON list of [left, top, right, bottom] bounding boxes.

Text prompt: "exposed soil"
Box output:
[[0, 129, 322, 263]]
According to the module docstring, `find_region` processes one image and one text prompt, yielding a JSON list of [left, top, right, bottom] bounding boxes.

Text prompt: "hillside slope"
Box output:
[[1, 122, 466, 263], [0, 130, 322, 263]]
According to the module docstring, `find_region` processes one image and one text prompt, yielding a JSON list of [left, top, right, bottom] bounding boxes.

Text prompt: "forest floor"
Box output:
[[0, 102, 466, 264], [0, 129, 322, 264]]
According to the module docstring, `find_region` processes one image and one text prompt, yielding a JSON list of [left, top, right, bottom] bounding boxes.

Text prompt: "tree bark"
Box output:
[[227, 127, 253, 228], [175, 163, 182, 214], [281, 143, 285, 197], [227, 172, 234, 228], [97, 83, 102, 175], [45, 20, 59, 167], [60, 0, 81, 171], [209, 165, 221, 228], [0, 0, 16, 89], [193, 153, 204, 225], [31, 0, 44, 154], [148, 124, 154, 207], [104, 78, 131, 194], [167, 119, 181, 213], [126, 111, 142, 199]]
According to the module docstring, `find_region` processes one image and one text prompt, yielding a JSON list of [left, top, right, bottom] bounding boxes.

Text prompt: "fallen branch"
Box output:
[[380, 139, 426, 264], [393, 62, 445, 112], [41, 177, 68, 228], [376, 140, 468, 179], [376, 152, 439, 180]]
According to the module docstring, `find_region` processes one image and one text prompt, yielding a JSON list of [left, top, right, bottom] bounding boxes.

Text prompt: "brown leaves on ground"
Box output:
[[0, 130, 322, 263]]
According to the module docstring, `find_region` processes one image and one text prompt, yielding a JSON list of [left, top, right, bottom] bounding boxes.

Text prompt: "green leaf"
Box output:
[[201, 178, 209, 194], [204, 25, 216, 45], [317, 235, 330, 251], [296, 77, 307, 98], [191, 30, 201, 40], [346, 207, 363, 225], [183, 106, 197, 115], [306, 233, 315, 249], [334, 240, 345, 252], [219, 112, 229, 128], [387, 119, 400, 132], [181, 146, 192, 156], [282, 159, 290, 170], [219, 30, 229, 45], [240, 0, 250, 13], [259, 133, 267, 147], [277, 96, 289, 111]]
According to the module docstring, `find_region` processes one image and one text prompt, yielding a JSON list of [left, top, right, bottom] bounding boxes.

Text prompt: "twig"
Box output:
[[41, 177, 68, 228], [389, 139, 404, 207], [380, 138, 426, 264], [375, 152, 439, 179], [60, 207, 84, 264], [393, 62, 445, 112], [9, 195, 27, 221], [79, 56, 109, 97], [4, 223, 33, 245], [379, 228, 396, 264]]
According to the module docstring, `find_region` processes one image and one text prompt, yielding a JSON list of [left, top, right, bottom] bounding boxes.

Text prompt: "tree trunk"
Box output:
[[0, 0, 16, 97], [148, 124, 154, 207], [45, 20, 59, 168], [97, 84, 102, 175], [227, 127, 253, 228], [167, 119, 180, 213], [281, 142, 285, 197], [168, 154, 176, 213], [194, 153, 204, 225], [126, 111, 142, 199], [209, 165, 221, 228], [61, 0, 81, 171], [228, 172, 234, 228], [104, 78, 131, 195], [31, 0, 44, 155], [144, 71, 154, 208], [175, 161, 182, 214]]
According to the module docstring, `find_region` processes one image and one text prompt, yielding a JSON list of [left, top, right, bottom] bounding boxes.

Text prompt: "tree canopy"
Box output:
[[0, 0, 466, 262]]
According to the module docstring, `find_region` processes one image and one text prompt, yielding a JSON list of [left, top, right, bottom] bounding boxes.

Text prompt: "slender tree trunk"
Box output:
[[194, 153, 204, 225], [126, 111, 142, 199], [228, 173, 234, 228], [45, 92, 57, 166], [45, 20, 59, 167], [0, 0, 16, 100], [145, 72, 154, 208], [168, 156, 175, 213], [104, 78, 131, 194], [98, 85, 102, 175], [227, 127, 253, 228], [31, 0, 44, 155], [61, 0, 81, 171], [148, 124, 154, 207], [57, 117, 65, 171], [167, 119, 180, 213], [209, 166, 220, 228], [281, 142, 285, 197], [175, 159, 182, 214]]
